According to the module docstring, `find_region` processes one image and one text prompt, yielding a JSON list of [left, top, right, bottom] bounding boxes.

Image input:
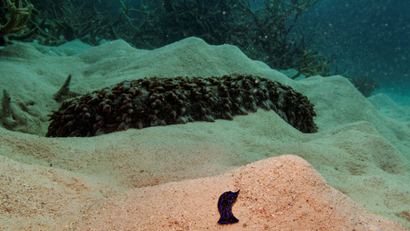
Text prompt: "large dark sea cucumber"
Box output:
[[46, 74, 318, 137]]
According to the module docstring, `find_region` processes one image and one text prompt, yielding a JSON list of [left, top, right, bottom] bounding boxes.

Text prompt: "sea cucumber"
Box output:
[[46, 74, 318, 137]]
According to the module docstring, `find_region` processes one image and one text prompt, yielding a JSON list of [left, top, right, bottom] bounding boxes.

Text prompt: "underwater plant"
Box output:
[[12, 0, 116, 46], [290, 50, 347, 79], [0, 0, 33, 45], [112, 0, 322, 69], [350, 76, 381, 97], [8, 0, 322, 70]]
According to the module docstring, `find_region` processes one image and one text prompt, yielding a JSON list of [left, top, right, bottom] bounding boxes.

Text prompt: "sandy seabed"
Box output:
[[0, 37, 410, 230]]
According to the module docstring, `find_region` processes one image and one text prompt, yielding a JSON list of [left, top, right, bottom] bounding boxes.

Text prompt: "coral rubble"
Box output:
[[53, 75, 80, 102], [1, 89, 17, 128], [46, 75, 318, 137]]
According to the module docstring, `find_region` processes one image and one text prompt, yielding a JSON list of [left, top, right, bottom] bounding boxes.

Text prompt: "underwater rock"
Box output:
[[46, 74, 318, 137]]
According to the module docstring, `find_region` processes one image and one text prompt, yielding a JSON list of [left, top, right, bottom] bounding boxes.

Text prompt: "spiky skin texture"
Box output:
[[46, 74, 318, 137]]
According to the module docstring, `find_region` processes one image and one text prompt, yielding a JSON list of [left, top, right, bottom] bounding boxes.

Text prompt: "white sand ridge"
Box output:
[[0, 37, 409, 230]]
